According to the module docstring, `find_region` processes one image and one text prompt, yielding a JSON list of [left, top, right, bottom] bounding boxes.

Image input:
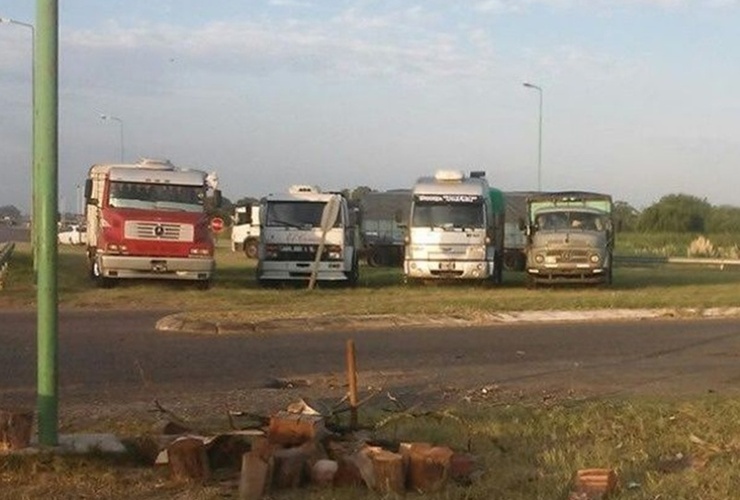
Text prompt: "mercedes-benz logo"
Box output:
[[154, 225, 165, 237]]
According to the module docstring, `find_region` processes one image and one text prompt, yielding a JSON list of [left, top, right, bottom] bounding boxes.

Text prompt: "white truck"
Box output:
[[256, 185, 358, 285], [231, 204, 260, 258], [404, 170, 505, 283], [84, 158, 220, 288]]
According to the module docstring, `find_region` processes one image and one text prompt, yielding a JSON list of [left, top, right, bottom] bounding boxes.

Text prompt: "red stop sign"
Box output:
[[210, 217, 225, 233]]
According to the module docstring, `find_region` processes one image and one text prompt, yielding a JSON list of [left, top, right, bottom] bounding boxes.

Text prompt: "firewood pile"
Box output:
[[150, 398, 479, 499]]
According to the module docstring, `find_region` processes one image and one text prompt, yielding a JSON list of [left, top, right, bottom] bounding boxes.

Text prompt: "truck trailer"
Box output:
[[404, 170, 505, 283], [358, 190, 410, 267], [523, 191, 614, 286], [84, 158, 220, 288]]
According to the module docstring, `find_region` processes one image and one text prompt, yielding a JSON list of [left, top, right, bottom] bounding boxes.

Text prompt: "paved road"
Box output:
[[0, 226, 30, 243], [3, 310, 740, 418]]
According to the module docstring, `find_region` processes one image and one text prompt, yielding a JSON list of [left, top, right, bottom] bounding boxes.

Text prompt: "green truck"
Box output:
[[523, 191, 614, 286]]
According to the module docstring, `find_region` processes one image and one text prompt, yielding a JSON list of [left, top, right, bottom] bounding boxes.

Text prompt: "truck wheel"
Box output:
[[244, 240, 258, 259], [367, 248, 380, 267], [195, 279, 211, 290], [345, 257, 359, 286], [90, 260, 114, 288], [493, 253, 504, 285], [525, 274, 537, 289]]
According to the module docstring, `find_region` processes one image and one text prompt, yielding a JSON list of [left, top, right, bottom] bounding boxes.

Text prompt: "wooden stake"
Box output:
[[346, 340, 358, 429]]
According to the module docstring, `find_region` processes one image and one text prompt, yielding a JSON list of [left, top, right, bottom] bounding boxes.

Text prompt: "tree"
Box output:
[[350, 186, 375, 201], [706, 205, 740, 233], [612, 201, 640, 232], [637, 194, 711, 233], [0, 205, 21, 220]]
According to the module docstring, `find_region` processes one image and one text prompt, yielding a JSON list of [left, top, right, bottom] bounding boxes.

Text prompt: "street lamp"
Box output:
[[100, 114, 124, 163], [523, 82, 543, 191], [1, 16, 36, 258]]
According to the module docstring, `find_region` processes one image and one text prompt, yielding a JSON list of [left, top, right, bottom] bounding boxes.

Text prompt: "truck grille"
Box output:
[[546, 249, 589, 263], [124, 221, 194, 242]]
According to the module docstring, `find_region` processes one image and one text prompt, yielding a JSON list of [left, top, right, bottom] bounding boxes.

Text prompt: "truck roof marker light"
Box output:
[[434, 170, 464, 182], [289, 185, 320, 194]]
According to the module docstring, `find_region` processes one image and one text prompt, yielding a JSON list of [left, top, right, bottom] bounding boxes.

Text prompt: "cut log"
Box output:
[[0, 409, 33, 451], [206, 433, 253, 470], [450, 452, 478, 484], [267, 411, 325, 446], [371, 449, 405, 494], [238, 450, 274, 500], [167, 437, 210, 483], [311, 459, 338, 487], [272, 446, 310, 489], [404, 443, 454, 493], [334, 456, 365, 488]]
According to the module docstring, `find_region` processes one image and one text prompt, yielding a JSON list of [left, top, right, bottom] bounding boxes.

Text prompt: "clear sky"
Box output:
[[1, 0, 739, 214]]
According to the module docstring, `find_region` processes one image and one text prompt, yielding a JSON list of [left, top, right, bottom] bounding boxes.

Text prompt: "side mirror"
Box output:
[[518, 217, 526, 231], [84, 179, 96, 205]]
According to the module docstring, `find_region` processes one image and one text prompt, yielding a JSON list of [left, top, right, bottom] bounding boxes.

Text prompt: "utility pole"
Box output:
[[36, 0, 59, 446]]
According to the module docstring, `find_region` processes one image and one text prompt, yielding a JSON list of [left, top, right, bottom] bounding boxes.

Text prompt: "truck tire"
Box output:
[[89, 260, 115, 289], [195, 279, 211, 290], [244, 239, 258, 259], [345, 256, 359, 286], [366, 248, 380, 267]]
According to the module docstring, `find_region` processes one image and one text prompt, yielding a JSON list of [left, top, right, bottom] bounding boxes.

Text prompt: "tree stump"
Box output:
[[167, 437, 210, 483], [0, 409, 33, 451], [239, 450, 274, 500], [371, 449, 405, 494], [267, 411, 324, 446], [272, 446, 310, 489], [404, 443, 454, 493]]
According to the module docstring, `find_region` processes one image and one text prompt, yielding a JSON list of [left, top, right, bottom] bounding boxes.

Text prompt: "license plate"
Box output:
[[439, 262, 455, 270]]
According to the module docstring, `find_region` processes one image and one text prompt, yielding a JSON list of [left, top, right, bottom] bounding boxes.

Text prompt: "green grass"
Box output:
[[4, 397, 740, 498], [3, 242, 740, 322]]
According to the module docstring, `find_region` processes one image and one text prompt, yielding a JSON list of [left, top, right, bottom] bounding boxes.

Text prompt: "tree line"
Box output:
[[614, 194, 740, 233]]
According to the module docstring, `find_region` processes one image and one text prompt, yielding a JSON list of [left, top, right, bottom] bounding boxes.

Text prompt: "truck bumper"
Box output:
[[98, 255, 214, 281], [257, 261, 350, 281], [527, 266, 608, 284], [404, 259, 493, 280]]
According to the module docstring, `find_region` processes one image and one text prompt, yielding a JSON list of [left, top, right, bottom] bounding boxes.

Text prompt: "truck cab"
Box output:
[[256, 185, 358, 285], [404, 170, 505, 283], [524, 191, 614, 286], [231, 204, 261, 258], [84, 158, 219, 288]]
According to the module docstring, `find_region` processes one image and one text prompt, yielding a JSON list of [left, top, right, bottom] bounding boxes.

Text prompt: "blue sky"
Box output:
[[1, 0, 739, 213]]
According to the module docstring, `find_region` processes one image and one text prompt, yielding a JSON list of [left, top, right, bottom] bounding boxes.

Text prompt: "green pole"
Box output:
[[35, 0, 58, 446]]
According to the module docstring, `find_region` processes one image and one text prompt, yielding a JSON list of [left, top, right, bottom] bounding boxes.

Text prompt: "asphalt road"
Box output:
[[0, 225, 30, 243], [3, 310, 740, 418]]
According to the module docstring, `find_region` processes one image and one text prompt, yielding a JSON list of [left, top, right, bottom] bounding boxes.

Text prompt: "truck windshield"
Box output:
[[108, 182, 205, 212], [411, 202, 484, 229], [265, 201, 341, 229], [535, 210, 606, 231]]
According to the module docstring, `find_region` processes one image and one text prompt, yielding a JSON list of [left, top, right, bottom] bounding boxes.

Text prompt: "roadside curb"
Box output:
[[155, 307, 740, 335]]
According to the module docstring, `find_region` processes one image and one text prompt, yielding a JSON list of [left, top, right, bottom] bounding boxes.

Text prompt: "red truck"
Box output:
[[84, 158, 220, 288]]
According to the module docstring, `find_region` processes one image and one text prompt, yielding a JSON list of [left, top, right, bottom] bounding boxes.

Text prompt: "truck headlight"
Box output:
[[325, 245, 342, 261], [590, 253, 601, 263], [534, 253, 545, 264], [468, 245, 485, 259]]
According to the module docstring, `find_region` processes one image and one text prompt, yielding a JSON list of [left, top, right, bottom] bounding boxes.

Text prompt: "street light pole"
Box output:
[[1, 16, 37, 260], [523, 82, 543, 192], [100, 114, 124, 163]]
